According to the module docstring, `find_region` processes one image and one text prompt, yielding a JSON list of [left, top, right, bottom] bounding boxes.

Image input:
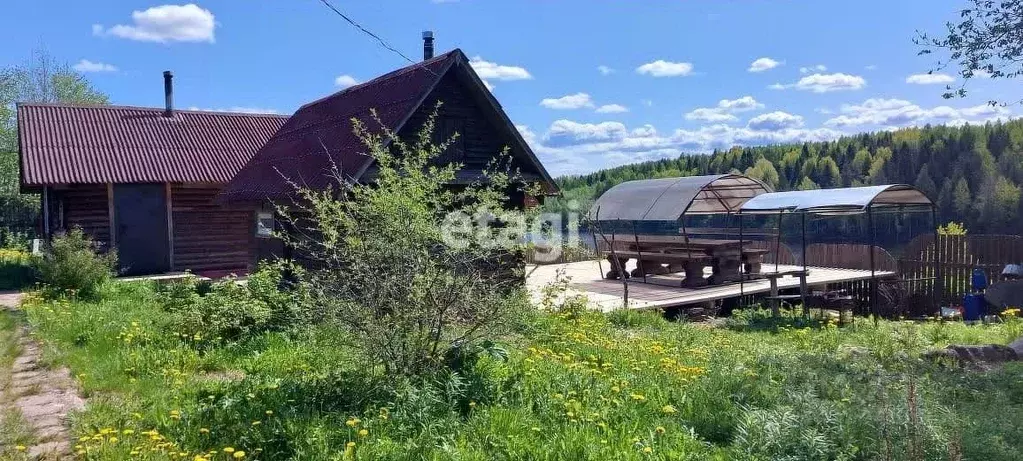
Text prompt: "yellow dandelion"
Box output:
[[199, 428, 210, 434], [655, 426, 665, 435], [358, 429, 368, 437], [661, 405, 677, 414], [15, 445, 26, 451], [233, 451, 246, 459], [223, 447, 235, 453], [346, 441, 356, 448], [643, 446, 653, 454]]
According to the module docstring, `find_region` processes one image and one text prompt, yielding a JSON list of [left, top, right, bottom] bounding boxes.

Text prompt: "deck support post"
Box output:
[[632, 220, 646, 283], [931, 206, 940, 315], [800, 212, 808, 318], [774, 210, 783, 273], [868, 204, 877, 323], [738, 212, 745, 300], [592, 225, 603, 279], [42, 186, 50, 238]]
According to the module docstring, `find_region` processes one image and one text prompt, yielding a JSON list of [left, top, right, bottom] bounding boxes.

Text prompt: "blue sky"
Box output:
[[5, 0, 1020, 176]]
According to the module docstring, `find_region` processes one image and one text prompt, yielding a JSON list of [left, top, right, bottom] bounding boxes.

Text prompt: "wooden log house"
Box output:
[[18, 34, 558, 276], [17, 72, 288, 276], [220, 37, 559, 256]]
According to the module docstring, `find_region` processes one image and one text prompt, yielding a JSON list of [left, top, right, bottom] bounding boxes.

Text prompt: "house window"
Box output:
[[256, 212, 274, 238]]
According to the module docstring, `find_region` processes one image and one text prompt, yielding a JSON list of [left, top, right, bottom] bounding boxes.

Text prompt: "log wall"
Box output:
[[57, 184, 112, 250], [170, 184, 256, 273]]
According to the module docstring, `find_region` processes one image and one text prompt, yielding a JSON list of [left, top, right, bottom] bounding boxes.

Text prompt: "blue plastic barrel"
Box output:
[[963, 293, 985, 321], [972, 269, 988, 291]]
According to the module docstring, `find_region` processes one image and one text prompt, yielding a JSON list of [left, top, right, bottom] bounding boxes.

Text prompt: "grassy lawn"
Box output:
[[16, 282, 1023, 460]]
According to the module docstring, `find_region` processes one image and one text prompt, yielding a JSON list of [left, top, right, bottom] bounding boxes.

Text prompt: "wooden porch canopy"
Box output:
[[587, 174, 773, 221]]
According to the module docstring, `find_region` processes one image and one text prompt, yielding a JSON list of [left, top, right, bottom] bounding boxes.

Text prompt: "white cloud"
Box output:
[[544, 120, 628, 145], [685, 108, 738, 123], [748, 57, 781, 73], [636, 60, 694, 77], [596, 104, 629, 114], [93, 4, 216, 43], [906, 73, 955, 85], [73, 59, 117, 73], [793, 73, 866, 92], [717, 96, 763, 112], [823, 98, 1010, 129], [865, 64, 878, 70], [187, 106, 280, 114], [685, 96, 764, 122], [540, 92, 594, 110], [334, 75, 359, 88], [469, 56, 532, 81], [747, 111, 804, 130], [641, 99, 654, 107], [799, 64, 827, 74], [527, 118, 844, 176], [767, 83, 788, 90], [597, 65, 615, 75], [481, 79, 495, 91]]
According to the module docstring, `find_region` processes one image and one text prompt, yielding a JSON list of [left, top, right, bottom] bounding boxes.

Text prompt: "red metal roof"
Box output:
[[220, 50, 461, 202], [17, 104, 288, 187]]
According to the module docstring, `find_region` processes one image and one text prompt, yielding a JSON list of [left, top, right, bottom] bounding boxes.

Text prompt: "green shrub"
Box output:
[[245, 259, 317, 328], [280, 108, 538, 377], [163, 278, 271, 343], [157, 262, 316, 344], [32, 228, 116, 300]]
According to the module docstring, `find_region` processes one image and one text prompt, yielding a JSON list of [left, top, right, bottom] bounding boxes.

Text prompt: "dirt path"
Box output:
[[0, 292, 85, 459]]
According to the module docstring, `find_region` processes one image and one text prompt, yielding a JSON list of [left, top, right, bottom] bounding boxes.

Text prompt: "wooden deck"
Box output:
[[526, 260, 894, 312]]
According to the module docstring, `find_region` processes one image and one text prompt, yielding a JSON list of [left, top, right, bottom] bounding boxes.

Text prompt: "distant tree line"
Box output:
[[548, 120, 1023, 247]]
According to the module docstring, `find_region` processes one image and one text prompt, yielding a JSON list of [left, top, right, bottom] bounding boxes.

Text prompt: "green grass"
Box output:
[[0, 249, 34, 292], [18, 283, 1023, 460]]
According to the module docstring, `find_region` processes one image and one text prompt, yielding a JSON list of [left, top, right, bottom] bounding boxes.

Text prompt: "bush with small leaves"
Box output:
[[32, 227, 116, 300]]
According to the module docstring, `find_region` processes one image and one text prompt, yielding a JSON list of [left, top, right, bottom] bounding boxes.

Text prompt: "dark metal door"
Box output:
[[113, 184, 169, 275]]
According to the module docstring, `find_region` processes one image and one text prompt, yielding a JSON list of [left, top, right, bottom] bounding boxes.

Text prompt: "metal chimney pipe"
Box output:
[[163, 71, 173, 117], [422, 31, 434, 60]]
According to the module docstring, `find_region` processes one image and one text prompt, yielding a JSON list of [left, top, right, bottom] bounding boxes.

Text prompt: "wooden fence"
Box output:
[[900, 234, 1023, 305]]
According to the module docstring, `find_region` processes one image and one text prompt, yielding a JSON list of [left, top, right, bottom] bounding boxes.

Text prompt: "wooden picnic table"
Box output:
[[601, 234, 769, 287]]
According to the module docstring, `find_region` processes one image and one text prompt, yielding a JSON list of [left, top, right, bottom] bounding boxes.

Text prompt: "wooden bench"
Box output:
[[762, 269, 810, 316]]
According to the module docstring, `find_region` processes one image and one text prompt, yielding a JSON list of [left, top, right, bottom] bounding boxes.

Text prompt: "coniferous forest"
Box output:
[[548, 120, 1023, 244]]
